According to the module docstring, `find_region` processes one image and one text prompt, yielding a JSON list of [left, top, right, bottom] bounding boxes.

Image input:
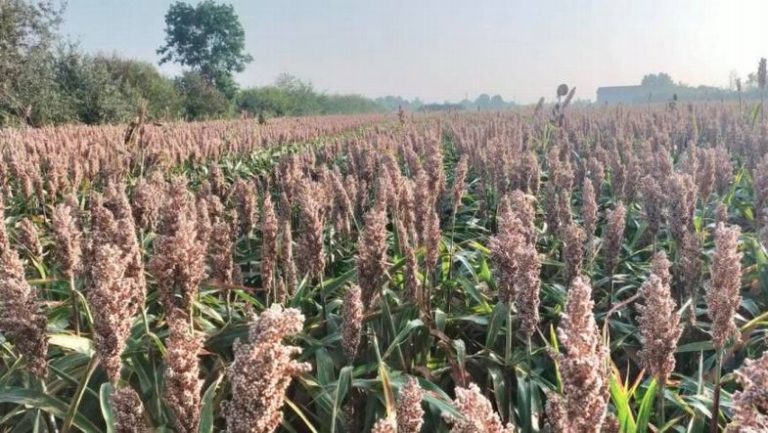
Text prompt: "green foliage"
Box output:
[[0, 1, 184, 126], [237, 86, 292, 117], [0, 1, 384, 127], [237, 74, 382, 118], [176, 71, 232, 120], [94, 55, 184, 120], [53, 48, 138, 124], [157, 0, 252, 98], [0, 0, 66, 126]]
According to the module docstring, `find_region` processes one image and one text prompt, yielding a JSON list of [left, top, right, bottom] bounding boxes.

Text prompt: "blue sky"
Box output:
[[62, 0, 768, 103]]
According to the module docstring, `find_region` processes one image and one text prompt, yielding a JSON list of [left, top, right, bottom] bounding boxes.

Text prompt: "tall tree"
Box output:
[[157, 0, 252, 98], [0, 0, 66, 125]]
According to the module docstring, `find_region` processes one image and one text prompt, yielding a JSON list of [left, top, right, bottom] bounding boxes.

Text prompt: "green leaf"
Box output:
[[381, 320, 424, 362], [49, 334, 95, 356], [677, 341, 714, 353], [456, 276, 488, 308], [285, 398, 319, 433], [516, 370, 532, 433], [314, 348, 335, 386], [199, 374, 223, 433], [330, 366, 353, 433], [100, 383, 115, 433], [478, 257, 492, 283], [636, 379, 658, 433], [320, 268, 357, 297], [488, 367, 507, 421], [608, 368, 636, 433], [485, 302, 508, 348], [0, 388, 102, 433]]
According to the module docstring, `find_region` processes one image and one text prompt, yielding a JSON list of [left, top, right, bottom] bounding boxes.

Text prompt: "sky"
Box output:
[[62, 0, 768, 104]]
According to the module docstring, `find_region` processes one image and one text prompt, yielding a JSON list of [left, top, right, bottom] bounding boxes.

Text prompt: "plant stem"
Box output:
[[526, 336, 533, 433], [61, 355, 99, 433], [226, 290, 232, 323], [658, 380, 665, 428], [505, 302, 516, 425], [69, 274, 80, 336], [423, 258, 431, 316], [709, 351, 723, 433]]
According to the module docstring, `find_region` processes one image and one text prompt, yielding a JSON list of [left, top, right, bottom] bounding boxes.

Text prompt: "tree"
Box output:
[[0, 0, 66, 125], [54, 48, 137, 124], [641, 73, 674, 88], [94, 55, 184, 120], [175, 71, 231, 120], [475, 94, 491, 110], [237, 87, 290, 117], [490, 94, 504, 109], [157, 0, 252, 99], [745, 72, 758, 89]]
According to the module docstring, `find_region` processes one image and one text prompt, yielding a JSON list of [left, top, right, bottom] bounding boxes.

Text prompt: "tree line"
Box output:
[[0, 0, 383, 127]]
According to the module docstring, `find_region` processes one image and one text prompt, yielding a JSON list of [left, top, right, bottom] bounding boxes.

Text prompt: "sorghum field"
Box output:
[[1, 105, 767, 433]]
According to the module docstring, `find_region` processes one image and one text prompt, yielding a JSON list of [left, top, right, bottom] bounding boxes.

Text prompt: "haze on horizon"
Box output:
[[63, 0, 768, 104]]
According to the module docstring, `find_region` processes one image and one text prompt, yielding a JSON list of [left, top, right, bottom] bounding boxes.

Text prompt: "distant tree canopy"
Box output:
[[94, 55, 184, 119], [0, 0, 519, 125], [375, 96, 423, 112], [475, 93, 514, 110], [237, 74, 382, 118], [375, 93, 517, 113], [641, 73, 675, 88], [0, 1, 385, 127], [157, 0, 252, 98]]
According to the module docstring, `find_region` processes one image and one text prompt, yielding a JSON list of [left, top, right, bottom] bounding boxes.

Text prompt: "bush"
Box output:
[[176, 71, 232, 120], [94, 56, 184, 121], [237, 87, 290, 117], [237, 74, 382, 118], [54, 49, 137, 124]]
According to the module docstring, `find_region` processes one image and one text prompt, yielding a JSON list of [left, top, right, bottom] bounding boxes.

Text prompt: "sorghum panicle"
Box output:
[[357, 202, 388, 308], [110, 387, 150, 433], [16, 217, 42, 261], [444, 383, 516, 433], [582, 177, 598, 246], [706, 223, 743, 351], [603, 202, 626, 275], [397, 377, 425, 433], [341, 284, 364, 362], [51, 202, 83, 280], [724, 352, 768, 432], [547, 276, 609, 433], [163, 309, 203, 433], [261, 193, 278, 299], [561, 223, 585, 282], [223, 305, 311, 433], [637, 274, 682, 384]]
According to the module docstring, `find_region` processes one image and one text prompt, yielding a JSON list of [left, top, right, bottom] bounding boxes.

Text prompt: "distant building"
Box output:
[[598, 76, 746, 105]]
